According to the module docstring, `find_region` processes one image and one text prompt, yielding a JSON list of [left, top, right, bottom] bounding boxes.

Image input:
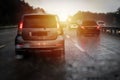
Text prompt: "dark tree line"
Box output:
[[0, 0, 120, 27], [115, 8, 120, 25], [72, 8, 120, 27], [0, 0, 45, 26]]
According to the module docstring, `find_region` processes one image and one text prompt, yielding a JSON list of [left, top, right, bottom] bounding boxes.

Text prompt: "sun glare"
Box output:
[[58, 13, 68, 21]]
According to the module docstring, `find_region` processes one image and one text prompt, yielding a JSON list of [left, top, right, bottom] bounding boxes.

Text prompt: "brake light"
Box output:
[[19, 22, 23, 30], [18, 22, 23, 35], [97, 26, 100, 29], [81, 26, 85, 29]]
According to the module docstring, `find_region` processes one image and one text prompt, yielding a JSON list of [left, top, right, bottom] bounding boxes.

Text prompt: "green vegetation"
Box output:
[[0, 0, 45, 26], [71, 8, 120, 27], [0, 0, 120, 27]]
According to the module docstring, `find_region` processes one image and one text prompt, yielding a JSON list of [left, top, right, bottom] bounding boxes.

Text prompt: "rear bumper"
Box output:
[[16, 47, 64, 53], [77, 30, 100, 37], [79, 30, 100, 35], [15, 34, 65, 54], [15, 40, 64, 54]]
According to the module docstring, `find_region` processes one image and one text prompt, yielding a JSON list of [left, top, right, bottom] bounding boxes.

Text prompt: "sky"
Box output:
[[25, 0, 120, 21]]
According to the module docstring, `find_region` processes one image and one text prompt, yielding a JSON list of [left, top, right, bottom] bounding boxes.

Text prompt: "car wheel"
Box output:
[[15, 50, 26, 60]]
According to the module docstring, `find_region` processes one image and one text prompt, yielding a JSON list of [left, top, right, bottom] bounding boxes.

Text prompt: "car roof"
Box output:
[[23, 13, 57, 17], [21, 13, 58, 21], [82, 20, 96, 22]]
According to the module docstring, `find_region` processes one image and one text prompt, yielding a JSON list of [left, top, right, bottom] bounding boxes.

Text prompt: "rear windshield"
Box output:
[[81, 21, 97, 26], [23, 15, 57, 28]]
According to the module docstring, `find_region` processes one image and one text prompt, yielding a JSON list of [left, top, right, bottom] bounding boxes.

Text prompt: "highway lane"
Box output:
[[0, 28, 16, 48], [0, 28, 120, 80]]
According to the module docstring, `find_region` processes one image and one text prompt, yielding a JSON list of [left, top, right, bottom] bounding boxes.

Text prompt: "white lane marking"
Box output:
[[74, 43, 85, 52], [66, 34, 85, 52], [66, 34, 97, 61], [72, 39, 77, 43], [0, 45, 6, 49], [66, 34, 77, 43]]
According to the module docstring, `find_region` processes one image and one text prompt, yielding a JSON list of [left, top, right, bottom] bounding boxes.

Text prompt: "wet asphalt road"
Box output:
[[0, 28, 120, 80]]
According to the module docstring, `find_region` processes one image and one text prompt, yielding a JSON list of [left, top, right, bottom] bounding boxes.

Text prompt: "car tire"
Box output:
[[15, 50, 26, 60]]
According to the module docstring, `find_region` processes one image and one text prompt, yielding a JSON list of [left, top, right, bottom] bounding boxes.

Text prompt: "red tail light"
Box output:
[[18, 21, 23, 35], [19, 22, 23, 30], [97, 26, 100, 30], [81, 26, 85, 29]]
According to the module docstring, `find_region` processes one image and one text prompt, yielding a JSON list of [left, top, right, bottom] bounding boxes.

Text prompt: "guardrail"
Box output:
[[101, 27, 120, 35]]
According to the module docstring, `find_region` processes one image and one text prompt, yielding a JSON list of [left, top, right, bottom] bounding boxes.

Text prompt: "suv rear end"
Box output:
[[77, 20, 100, 37], [15, 14, 65, 58]]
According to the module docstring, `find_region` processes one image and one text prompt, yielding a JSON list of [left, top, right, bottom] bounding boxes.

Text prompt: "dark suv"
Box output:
[[77, 20, 100, 37], [15, 14, 65, 59]]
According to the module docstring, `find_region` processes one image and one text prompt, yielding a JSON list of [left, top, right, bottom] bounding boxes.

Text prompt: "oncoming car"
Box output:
[[15, 14, 65, 59], [77, 20, 100, 37], [69, 24, 78, 29]]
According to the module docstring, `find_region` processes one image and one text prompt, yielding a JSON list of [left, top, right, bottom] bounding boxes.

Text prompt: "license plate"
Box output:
[[32, 31, 47, 36]]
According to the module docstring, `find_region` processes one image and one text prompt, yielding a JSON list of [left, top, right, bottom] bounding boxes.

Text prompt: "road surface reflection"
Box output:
[[14, 53, 66, 80], [78, 35, 100, 54]]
